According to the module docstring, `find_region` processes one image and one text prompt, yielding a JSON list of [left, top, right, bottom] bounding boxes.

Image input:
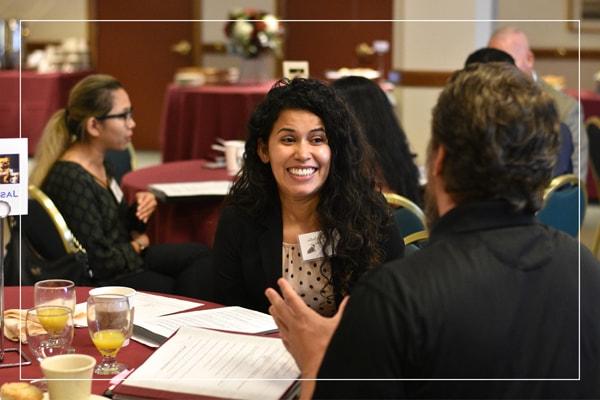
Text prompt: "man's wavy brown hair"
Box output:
[[431, 63, 560, 212]]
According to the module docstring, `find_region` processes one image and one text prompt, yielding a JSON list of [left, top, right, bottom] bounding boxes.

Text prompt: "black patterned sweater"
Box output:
[[42, 161, 144, 281]]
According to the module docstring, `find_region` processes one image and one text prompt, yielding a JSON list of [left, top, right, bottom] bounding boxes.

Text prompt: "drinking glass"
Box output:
[[26, 305, 74, 362], [87, 294, 132, 375], [34, 279, 76, 312]]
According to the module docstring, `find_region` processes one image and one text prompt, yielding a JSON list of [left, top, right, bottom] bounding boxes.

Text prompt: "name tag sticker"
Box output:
[[298, 231, 325, 261], [0, 138, 28, 216], [109, 178, 124, 204]]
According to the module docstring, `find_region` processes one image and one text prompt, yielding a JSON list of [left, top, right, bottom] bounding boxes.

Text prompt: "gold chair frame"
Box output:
[[28, 185, 86, 255], [403, 230, 429, 246], [383, 192, 427, 228], [542, 174, 586, 203]]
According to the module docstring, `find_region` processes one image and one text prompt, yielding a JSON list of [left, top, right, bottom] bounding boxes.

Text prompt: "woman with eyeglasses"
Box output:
[[30, 74, 212, 297]]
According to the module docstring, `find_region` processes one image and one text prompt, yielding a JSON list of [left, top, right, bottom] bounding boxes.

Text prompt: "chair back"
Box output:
[[403, 230, 429, 256], [105, 143, 137, 184], [383, 192, 426, 238], [27, 185, 85, 257], [537, 174, 586, 237]]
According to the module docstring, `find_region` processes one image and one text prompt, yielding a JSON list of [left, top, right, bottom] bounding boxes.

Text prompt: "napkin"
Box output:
[[3, 309, 36, 343]]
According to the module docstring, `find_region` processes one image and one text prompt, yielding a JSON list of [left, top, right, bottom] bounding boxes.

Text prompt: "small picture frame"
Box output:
[[0, 138, 28, 216], [283, 61, 309, 80], [567, 0, 600, 32]]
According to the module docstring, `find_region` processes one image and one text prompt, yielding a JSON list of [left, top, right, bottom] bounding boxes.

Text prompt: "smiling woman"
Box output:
[[213, 78, 404, 316]]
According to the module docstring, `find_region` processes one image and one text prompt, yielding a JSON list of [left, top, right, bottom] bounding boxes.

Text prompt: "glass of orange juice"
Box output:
[[26, 305, 74, 362], [87, 294, 132, 375], [34, 279, 76, 312]]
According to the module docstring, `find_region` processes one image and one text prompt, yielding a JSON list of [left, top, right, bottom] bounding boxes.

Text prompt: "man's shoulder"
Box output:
[[360, 222, 591, 295]]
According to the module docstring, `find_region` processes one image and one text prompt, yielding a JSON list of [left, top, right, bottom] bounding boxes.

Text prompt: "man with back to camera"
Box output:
[[488, 25, 587, 181], [266, 63, 600, 399]]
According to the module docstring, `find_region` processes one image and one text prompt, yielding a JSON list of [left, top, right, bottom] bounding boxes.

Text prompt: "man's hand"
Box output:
[[135, 191, 157, 223], [265, 278, 349, 400]]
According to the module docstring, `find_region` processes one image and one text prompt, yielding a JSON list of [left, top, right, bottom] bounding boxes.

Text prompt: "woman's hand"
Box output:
[[265, 278, 349, 400], [130, 232, 150, 254], [135, 191, 157, 223]]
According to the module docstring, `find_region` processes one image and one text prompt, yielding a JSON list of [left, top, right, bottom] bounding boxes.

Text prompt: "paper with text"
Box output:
[[149, 181, 232, 197], [123, 327, 299, 400], [135, 306, 277, 342]]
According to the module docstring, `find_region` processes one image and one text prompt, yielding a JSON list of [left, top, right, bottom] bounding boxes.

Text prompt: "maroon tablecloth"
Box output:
[[121, 159, 232, 247], [565, 89, 600, 201], [0, 286, 212, 395], [159, 82, 272, 162], [0, 70, 92, 155]]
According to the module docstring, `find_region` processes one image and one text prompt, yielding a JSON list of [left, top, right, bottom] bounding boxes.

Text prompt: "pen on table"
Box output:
[[103, 367, 135, 398]]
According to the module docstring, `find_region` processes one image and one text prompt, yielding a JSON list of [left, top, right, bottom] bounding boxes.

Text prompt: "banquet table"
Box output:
[[0, 286, 209, 395], [565, 89, 600, 201], [121, 159, 232, 247], [0, 70, 92, 155], [159, 82, 272, 162]]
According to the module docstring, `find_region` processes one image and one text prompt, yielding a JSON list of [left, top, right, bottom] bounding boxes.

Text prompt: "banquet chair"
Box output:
[[106, 143, 137, 184], [383, 192, 427, 238], [3, 185, 87, 285], [537, 174, 586, 238], [26, 185, 85, 257], [403, 230, 429, 256], [586, 117, 600, 255]]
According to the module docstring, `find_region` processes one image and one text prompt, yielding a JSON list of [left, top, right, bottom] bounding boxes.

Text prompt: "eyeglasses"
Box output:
[[96, 109, 134, 122]]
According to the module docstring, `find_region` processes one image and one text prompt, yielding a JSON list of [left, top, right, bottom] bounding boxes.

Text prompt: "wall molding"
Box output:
[[532, 47, 600, 60]]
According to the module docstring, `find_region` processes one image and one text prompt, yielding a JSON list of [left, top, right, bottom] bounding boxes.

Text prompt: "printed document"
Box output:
[[121, 326, 299, 400], [133, 306, 277, 347]]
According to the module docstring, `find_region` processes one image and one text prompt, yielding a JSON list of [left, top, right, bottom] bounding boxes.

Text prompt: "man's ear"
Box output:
[[84, 117, 102, 139], [432, 145, 446, 177], [257, 138, 269, 163]]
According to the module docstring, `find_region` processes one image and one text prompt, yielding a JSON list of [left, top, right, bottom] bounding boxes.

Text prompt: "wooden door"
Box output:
[[277, 0, 393, 80], [89, 0, 199, 150]]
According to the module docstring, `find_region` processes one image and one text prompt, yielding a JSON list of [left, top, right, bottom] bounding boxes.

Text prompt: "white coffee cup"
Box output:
[[88, 286, 136, 346], [40, 354, 96, 400], [89, 286, 136, 307], [224, 140, 245, 175]]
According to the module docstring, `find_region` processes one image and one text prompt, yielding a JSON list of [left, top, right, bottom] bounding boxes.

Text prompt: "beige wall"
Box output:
[[392, 0, 494, 165], [0, 0, 87, 41]]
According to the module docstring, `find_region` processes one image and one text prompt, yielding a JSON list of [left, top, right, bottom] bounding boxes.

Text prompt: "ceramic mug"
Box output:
[[40, 354, 96, 400]]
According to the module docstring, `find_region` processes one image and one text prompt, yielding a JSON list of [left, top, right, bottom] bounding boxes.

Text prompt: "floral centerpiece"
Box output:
[[224, 9, 282, 59]]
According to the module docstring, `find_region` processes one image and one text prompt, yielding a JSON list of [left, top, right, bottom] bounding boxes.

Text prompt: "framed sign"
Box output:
[[282, 61, 309, 80], [568, 0, 600, 32], [0, 138, 28, 215]]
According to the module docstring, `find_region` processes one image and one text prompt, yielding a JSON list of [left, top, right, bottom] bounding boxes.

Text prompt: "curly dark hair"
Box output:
[[332, 76, 422, 205], [431, 63, 559, 212], [227, 78, 393, 296]]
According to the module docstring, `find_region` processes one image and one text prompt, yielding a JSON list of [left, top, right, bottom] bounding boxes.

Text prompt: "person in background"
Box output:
[[267, 63, 600, 399], [213, 78, 403, 316], [489, 25, 587, 180], [30, 74, 212, 298], [332, 76, 422, 205], [465, 46, 574, 177]]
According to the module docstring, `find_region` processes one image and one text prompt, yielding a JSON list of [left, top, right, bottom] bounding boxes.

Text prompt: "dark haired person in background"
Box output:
[[213, 78, 403, 316], [332, 76, 422, 205], [267, 63, 600, 399]]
